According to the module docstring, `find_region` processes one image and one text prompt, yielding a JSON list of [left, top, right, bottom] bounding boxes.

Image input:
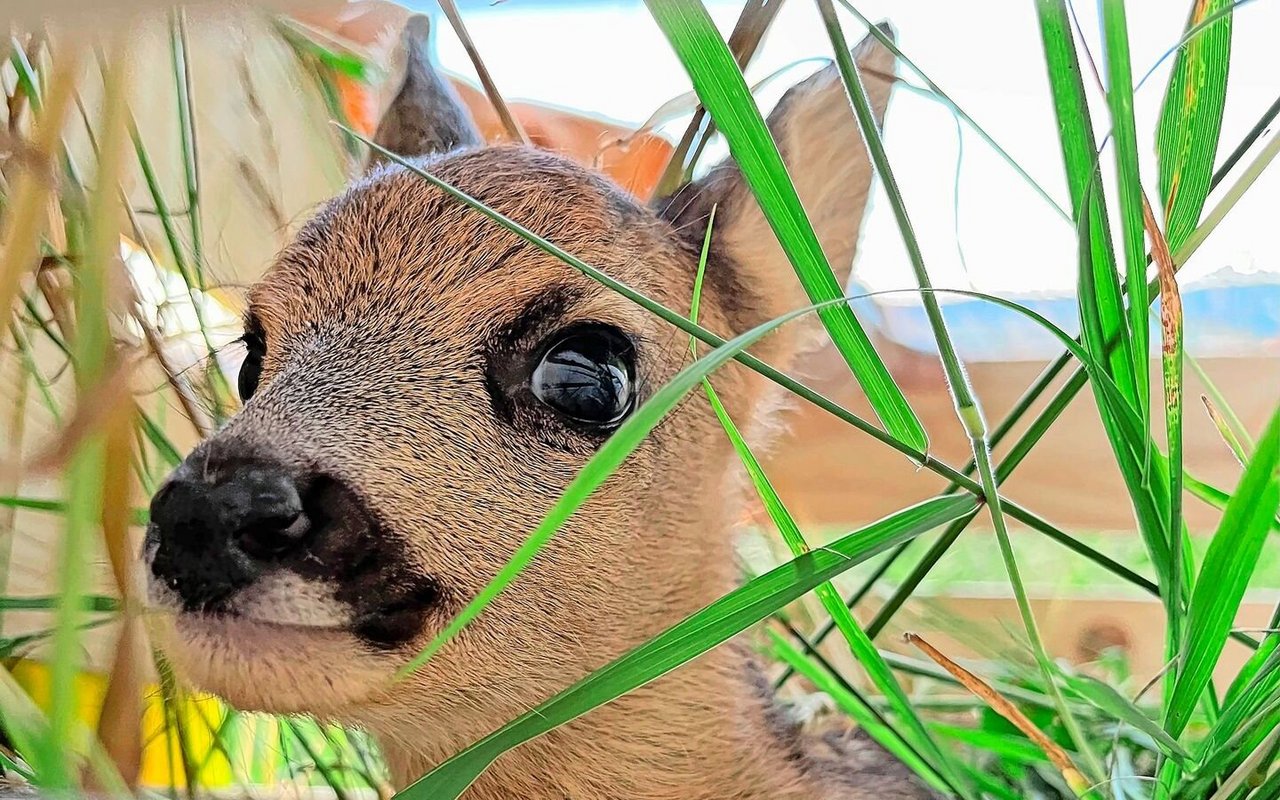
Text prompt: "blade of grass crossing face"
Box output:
[[397, 494, 978, 800], [396, 293, 884, 679], [715, 392, 967, 796], [688, 204, 963, 795], [1157, 0, 1234, 254], [351, 131, 945, 472], [817, 3, 1106, 784], [1099, 0, 1151, 427], [1164, 405, 1280, 739], [646, 0, 927, 454], [356, 132, 1194, 674]]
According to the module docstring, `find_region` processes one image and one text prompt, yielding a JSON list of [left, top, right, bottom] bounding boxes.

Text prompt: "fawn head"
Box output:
[[145, 15, 894, 737]]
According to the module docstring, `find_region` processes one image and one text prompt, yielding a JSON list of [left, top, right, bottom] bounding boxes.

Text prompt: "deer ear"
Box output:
[[369, 14, 482, 166], [660, 24, 895, 331]]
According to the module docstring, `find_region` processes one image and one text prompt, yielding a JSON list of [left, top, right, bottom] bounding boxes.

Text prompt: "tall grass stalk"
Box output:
[[50, 34, 123, 785], [819, 0, 1105, 782]]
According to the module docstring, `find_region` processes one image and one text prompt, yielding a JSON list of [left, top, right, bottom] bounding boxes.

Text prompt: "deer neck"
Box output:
[[374, 644, 838, 800]]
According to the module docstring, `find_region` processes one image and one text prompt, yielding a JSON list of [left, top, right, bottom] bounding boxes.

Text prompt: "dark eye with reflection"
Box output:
[[238, 324, 266, 402], [530, 325, 635, 427]]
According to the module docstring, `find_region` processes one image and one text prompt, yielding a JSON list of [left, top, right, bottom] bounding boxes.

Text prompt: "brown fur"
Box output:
[[147, 17, 932, 800]]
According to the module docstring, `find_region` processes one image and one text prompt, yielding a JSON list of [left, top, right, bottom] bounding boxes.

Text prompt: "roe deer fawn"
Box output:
[[145, 14, 933, 800]]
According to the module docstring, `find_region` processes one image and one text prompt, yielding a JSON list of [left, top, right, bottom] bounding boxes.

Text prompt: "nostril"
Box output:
[[224, 467, 311, 560], [236, 509, 311, 559]]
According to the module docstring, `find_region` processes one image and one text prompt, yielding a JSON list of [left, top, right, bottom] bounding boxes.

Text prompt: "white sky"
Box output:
[[426, 0, 1280, 298]]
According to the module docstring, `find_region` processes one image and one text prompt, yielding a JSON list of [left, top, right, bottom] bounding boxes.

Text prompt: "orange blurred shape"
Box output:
[[336, 70, 672, 201]]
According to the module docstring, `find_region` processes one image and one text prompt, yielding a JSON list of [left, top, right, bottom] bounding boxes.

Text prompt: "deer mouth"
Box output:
[[153, 548, 445, 653]]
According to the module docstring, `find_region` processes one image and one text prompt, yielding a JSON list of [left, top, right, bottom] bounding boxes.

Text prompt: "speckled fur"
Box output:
[[150, 23, 934, 800]]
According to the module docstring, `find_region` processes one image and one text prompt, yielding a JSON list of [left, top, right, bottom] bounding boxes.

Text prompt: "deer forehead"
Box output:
[[249, 147, 682, 342]]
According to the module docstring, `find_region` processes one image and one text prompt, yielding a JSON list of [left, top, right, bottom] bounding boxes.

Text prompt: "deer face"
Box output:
[[145, 14, 894, 737]]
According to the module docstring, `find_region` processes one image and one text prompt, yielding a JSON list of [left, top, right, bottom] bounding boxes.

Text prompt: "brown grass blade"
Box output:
[[437, 0, 528, 145], [1202, 394, 1248, 467], [0, 358, 134, 480], [89, 399, 144, 790], [1142, 194, 1182, 410], [0, 48, 80, 340], [905, 632, 1090, 796], [81, 30, 145, 788]]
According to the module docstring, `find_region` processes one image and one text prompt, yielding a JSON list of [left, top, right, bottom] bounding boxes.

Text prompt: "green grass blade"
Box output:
[[1057, 668, 1190, 762], [784, 284, 1162, 676], [1223, 638, 1279, 714], [1100, 0, 1151, 425], [1203, 398, 1249, 467], [1157, 0, 1234, 254], [1204, 726, 1280, 800], [767, 631, 950, 793], [1175, 127, 1280, 266], [125, 116, 230, 422], [703, 375, 964, 794], [1034, 0, 1137, 407], [1197, 384, 1252, 466], [138, 411, 183, 469], [1208, 645, 1280, 765], [1182, 697, 1280, 799], [49, 41, 131, 788], [929, 723, 1052, 767], [397, 494, 978, 800], [1165, 405, 1280, 738], [688, 209, 963, 795], [350, 128, 966, 485], [1185, 471, 1280, 535], [1148, 202, 1190, 720], [780, 89, 1280, 673], [646, 0, 927, 453], [0, 595, 117, 612], [169, 8, 204, 292], [814, 5, 1107, 777], [396, 292, 874, 679], [1077, 181, 1178, 601], [0, 496, 148, 527]]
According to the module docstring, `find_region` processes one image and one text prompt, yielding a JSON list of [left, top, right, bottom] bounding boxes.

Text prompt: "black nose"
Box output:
[[147, 461, 311, 611]]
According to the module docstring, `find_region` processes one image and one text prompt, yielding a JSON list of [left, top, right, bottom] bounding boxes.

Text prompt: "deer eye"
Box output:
[[238, 327, 266, 402], [530, 325, 635, 427]]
